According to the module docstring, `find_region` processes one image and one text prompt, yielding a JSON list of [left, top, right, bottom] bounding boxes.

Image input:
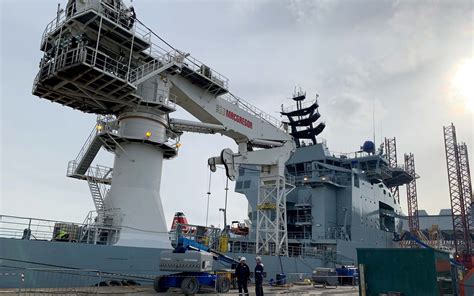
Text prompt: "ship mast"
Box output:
[[281, 90, 325, 147]]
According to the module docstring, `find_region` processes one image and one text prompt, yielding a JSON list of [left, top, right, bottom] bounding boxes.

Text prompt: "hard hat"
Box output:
[[256, 256, 262, 261], [240, 257, 246, 261]]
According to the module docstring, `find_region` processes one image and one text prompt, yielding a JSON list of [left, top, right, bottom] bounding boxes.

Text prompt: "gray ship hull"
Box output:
[[0, 238, 326, 289], [0, 237, 166, 288]]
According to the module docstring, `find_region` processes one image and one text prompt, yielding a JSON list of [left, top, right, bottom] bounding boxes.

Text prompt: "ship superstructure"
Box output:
[[232, 92, 414, 263]]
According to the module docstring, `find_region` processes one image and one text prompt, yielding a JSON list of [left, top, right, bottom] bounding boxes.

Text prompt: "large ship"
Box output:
[[0, 0, 414, 289]]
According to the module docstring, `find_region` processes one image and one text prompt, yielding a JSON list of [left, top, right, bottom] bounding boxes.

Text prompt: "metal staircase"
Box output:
[[85, 164, 112, 213], [74, 126, 103, 175], [68, 163, 112, 213], [88, 179, 106, 212], [67, 117, 114, 214]]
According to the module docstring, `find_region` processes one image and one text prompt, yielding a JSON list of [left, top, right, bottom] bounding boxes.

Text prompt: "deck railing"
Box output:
[[67, 161, 113, 184], [287, 231, 312, 240], [40, 0, 229, 90], [220, 92, 283, 129], [0, 214, 119, 245], [227, 239, 336, 260]]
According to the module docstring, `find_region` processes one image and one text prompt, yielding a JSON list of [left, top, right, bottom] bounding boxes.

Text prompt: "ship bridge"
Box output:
[[339, 154, 413, 187]]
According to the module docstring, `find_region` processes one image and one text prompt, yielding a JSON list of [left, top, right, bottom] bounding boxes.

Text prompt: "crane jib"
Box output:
[[216, 104, 253, 129]]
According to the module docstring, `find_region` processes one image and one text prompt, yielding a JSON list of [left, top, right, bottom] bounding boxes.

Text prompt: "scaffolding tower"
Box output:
[[404, 153, 419, 232], [385, 137, 400, 203], [443, 123, 471, 268]]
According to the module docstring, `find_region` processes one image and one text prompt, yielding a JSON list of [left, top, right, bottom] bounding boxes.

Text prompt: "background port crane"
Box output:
[[443, 123, 473, 269]]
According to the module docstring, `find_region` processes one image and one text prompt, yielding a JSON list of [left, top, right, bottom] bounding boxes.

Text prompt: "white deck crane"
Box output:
[[169, 74, 296, 256], [32, 0, 295, 255]]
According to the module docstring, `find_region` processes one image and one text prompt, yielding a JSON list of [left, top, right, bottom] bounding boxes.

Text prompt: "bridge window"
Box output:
[[243, 180, 251, 188], [236, 181, 243, 190]]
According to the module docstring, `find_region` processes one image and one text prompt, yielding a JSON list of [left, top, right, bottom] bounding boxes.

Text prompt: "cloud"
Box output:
[[287, 0, 340, 24], [1, 0, 472, 227]]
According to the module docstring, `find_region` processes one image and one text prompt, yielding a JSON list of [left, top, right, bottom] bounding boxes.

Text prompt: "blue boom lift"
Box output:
[[154, 236, 239, 294]]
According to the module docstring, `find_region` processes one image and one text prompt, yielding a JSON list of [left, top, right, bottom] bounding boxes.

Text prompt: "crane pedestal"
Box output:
[[104, 111, 176, 248]]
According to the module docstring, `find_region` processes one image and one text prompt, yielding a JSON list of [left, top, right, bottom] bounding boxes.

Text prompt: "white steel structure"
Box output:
[[33, 0, 295, 254], [256, 175, 295, 255]]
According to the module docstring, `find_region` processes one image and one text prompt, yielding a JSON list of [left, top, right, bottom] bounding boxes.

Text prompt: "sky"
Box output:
[[0, 0, 473, 229]]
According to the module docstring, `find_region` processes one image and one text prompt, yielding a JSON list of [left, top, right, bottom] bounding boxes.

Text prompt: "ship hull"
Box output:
[[0, 238, 326, 288]]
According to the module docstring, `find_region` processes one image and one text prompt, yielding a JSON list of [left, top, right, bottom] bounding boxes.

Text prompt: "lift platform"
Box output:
[[155, 229, 238, 294]]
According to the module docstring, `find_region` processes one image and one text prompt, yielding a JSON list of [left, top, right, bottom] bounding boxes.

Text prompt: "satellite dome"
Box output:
[[362, 141, 375, 153]]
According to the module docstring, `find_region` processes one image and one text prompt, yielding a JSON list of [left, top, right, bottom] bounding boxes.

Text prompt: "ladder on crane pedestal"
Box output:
[[67, 118, 115, 215], [87, 177, 106, 213], [68, 161, 112, 213]]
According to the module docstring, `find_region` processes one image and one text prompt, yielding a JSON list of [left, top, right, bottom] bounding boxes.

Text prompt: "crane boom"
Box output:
[[170, 75, 291, 144], [167, 63, 296, 256]]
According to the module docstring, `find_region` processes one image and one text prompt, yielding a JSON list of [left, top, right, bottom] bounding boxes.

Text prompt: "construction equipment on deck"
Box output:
[[230, 221, 249, 236], [154, 224, 238, 294]]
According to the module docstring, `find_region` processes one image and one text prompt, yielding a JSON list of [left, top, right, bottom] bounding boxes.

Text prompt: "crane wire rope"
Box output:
[[205, 168, 212, 227], [135, 18, 177, 51]]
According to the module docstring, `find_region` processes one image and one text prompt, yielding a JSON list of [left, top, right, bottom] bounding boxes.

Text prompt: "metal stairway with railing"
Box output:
[[67, 118, 115, 213], [68, 161, 112, 212], [88, 179, 106, 213], [86, 163, 112, 212], [74, 127, 103, 176]]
